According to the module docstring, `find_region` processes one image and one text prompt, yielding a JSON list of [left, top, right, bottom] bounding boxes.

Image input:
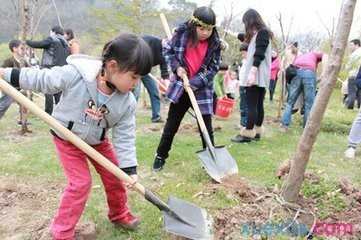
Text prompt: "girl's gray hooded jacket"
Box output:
[[3, 55, 137, 170]]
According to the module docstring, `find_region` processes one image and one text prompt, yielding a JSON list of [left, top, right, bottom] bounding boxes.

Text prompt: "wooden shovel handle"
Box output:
[[0, 79, 146, 196], [149, 73, 167, 90], [181, 75, 214, 149], [160, 13, 172, 39]]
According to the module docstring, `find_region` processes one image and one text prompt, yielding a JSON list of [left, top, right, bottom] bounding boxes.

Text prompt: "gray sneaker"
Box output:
[[345, 147, 356, 159], [151, 117, 164, 123]]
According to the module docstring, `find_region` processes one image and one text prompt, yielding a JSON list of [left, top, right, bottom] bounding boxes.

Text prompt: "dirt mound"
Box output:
[[74, 222, 97, 240], [0, 177, 61, 239], [263, 116, 279, 125], [276, 161, 321, 184], [138, 125, 162, 134], [210, 175, 361, 239], [333, 178, 361, 233], [2, 129, 31, 143], [219, 175, 260, 201], [178, 123, 198, 133], [208, 175, 317, 240], [191, 175, 261, 204], [214, 194, 316, 239], [0, 177, 98, 240], [276, 160, 291, 179], [37, 221, 97, 240]]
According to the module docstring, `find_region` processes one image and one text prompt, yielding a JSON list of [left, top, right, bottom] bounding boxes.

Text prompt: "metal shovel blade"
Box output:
[[197, 146, 238, 183], [163, 196, 213, 239]]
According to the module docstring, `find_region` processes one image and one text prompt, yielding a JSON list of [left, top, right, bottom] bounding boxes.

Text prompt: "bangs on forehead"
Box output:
[[102, 33, 153, 76], [120, 38, 153, 76], [193, 6, 216, 25]]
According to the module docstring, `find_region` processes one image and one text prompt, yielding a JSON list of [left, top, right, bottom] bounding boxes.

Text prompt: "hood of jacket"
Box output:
[[66, 54, 102, 82]]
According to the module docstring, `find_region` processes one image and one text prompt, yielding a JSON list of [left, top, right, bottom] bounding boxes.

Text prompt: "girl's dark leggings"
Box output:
[[157, 92, 214, 159]]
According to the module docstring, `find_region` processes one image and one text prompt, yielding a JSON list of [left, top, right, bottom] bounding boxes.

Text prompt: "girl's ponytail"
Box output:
[[100, 34, 153, 77]]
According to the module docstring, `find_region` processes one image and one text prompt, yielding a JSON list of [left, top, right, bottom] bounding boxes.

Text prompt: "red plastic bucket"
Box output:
[[215, 97, 235, 119]]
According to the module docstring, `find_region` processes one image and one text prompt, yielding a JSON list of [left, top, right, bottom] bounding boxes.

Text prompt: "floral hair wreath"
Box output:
[[190, 16, 215, 30]]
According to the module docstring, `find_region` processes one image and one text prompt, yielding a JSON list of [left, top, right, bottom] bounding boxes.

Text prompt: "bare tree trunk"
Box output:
[[19, 0, 32, 41], [281, 0, 357, 202], [277, 70, 285, 119], [19, 0, 32, 135], [276, 12, 294, 53], [276, 13, 294, 116], [221, 1, 235, 39], [276, 13, 287, 50]]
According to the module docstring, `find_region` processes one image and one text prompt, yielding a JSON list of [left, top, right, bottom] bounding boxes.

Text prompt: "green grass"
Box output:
[[0, 88, 360, 239]]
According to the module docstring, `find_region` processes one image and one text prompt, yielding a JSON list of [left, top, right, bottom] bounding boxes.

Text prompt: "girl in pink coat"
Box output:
[[269, 51, 280, 101]]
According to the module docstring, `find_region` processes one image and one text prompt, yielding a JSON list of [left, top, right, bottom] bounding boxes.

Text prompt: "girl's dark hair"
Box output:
[[242, 9, 273, 43], [64, 29, 75, 40], [101, 33, 153, 77], [350, 39, 361, 47], [188, 6, 216, 46], [239, 43, 249, 52], [237, 32, 245, 42], [219, 63, 229, 71]]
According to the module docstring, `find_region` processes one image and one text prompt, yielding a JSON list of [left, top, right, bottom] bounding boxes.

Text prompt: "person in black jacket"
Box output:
[[132, 35, 169, 123], [26, 26, 70, 115]]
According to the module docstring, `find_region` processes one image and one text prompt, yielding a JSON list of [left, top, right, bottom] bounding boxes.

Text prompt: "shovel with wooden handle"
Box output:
[[182, 75, 239, 183], [160, 13, 173, 40], [148, 73, 168, 92], [0, 78, 213, 240], [159, 12, 238, 182]]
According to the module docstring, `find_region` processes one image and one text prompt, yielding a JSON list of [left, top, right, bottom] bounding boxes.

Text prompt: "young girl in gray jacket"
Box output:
[[0, 33, 152, 240]]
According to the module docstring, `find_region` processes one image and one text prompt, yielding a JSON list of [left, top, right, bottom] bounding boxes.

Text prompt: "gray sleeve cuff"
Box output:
[[121, 166, 137, 175], [3, 68, 13, 82]]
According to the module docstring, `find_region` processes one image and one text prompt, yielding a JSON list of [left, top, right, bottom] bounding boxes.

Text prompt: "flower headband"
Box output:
[[190, 16, 215, 29]]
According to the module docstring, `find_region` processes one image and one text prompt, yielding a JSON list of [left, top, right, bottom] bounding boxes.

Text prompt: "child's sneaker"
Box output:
[[151, 117, 164, 123], [113, 212, 140, 230], [231, 134, 252, 143], [344, 147, 356, 159], [152, 155, 166, 171]]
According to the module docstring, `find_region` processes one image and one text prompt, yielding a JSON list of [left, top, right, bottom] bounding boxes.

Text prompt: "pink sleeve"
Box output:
[[276, 57, 281, 70], [223, 71, 231, 87]]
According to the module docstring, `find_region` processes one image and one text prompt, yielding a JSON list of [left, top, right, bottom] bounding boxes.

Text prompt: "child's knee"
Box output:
[[68, 178, 92, 194]]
